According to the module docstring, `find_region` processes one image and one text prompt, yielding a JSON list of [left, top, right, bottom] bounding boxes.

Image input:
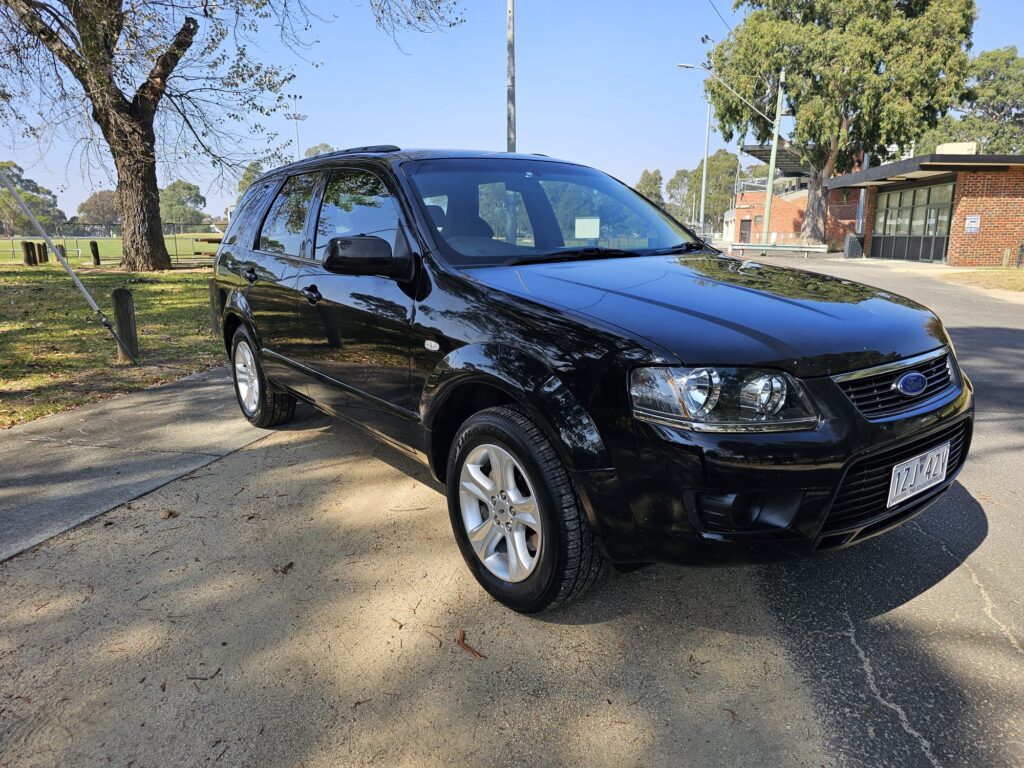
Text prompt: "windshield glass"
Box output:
[[403, 158, 700, 266]]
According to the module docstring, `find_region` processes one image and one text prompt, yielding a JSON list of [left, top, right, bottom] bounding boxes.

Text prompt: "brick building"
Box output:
[[828, 153, 1024, 266], [726, 187, 857, 248], [723, 141, 860, 249]]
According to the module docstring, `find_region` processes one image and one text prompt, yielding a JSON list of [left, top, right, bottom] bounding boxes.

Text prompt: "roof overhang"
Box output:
[[741, 142, 811, 177], [827, 154, 1024, 189]]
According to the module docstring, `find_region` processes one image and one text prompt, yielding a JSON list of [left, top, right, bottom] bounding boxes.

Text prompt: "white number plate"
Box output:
[[887, 442, 950, 508]]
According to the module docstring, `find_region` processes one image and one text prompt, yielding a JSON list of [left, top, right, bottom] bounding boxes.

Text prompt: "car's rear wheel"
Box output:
[[446, 406, 608, 612], [230, 325, 297, 428]]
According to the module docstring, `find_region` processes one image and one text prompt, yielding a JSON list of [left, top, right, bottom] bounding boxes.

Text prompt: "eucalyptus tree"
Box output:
[[918, 46, 1024, 154], [0, 161, 66, 234], [0, 0, 462, 270], [706, 0, 975, 241], [635, 169, 665, 207]]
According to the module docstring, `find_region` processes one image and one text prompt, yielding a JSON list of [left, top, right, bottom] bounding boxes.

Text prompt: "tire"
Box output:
[[446, 406, 609, 612], [230, 325, 297, 428]]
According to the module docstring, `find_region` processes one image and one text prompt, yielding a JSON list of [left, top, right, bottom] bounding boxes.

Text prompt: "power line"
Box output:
[[707, 0, 732, 32]]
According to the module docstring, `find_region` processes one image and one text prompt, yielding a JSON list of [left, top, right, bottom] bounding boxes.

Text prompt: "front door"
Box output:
[[739, 219, 752, 243], [244, 171, 320, 391], [292, 166, 416, 449]]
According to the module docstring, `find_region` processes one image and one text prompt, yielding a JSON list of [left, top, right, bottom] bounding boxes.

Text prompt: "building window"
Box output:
[[873, 182, 953, 238]]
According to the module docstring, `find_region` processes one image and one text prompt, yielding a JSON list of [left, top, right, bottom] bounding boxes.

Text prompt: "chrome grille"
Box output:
[[823, 419, 971, 534], [834, 348, 957, 419]]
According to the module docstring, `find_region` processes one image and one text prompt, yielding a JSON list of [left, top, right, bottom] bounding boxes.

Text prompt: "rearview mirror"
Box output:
[[324, 235, 401, 276]]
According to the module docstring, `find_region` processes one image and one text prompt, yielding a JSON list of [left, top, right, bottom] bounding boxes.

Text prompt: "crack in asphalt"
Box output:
[[912, 522, 1024, 658], [842, 611, 942, 768]]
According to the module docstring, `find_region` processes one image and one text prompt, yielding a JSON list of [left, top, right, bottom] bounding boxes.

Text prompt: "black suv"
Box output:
[[212, 146, 973, 612]]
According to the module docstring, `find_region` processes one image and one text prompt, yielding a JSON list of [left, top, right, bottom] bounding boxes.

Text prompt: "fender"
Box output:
[[420, 343, 613, 472], [221, 288, 258, 349]]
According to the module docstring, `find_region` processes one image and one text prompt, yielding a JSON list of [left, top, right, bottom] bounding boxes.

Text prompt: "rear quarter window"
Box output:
[[223, 180, 278, 248]]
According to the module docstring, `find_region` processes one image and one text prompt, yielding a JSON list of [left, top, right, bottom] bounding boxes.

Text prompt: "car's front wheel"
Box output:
[[230, 325, 297, 428], [446, 406, 608, 612]]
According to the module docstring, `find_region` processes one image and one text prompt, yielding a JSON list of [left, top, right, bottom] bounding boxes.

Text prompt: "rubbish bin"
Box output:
[[844, 234, 865, 258]]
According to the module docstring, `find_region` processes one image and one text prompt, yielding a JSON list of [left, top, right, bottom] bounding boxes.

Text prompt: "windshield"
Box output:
[[403, 158, 701, 267]]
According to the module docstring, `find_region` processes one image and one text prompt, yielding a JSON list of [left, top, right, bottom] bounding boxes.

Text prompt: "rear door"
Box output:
[[292, 165, 417, 449], [244, 171, 320, 391]]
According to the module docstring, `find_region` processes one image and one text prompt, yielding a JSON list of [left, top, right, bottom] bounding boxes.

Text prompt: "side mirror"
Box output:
[[324, 235, 401, 276]]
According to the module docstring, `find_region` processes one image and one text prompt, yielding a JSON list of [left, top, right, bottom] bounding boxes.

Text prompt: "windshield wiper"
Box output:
[[507, 247, 643, 266], [649, 241, 710, 255]]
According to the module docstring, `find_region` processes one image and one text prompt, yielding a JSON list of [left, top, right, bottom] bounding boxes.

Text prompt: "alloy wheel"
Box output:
[[234, 340, 260, 415], [458, 443, 543, 583]]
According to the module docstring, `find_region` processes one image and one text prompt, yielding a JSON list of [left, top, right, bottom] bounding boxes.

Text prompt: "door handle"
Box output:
[[242, 267, 258, 284], [300, 285, 322, 305]]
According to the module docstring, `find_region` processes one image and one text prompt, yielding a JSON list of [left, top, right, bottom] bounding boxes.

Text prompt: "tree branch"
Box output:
[[4, 0, 88, 82], [134, 15, 198, 110]]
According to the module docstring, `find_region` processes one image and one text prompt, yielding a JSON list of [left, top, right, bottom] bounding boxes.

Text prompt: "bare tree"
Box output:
[[0, 1, 462, 270]]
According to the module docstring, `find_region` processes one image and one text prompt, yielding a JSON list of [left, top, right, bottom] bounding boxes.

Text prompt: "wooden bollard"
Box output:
[[38, 242, 48, 263], [90, 241, 101, 266], [55, 244, 66, 261], [112, 287, 140, 363], [21, 240, 34, 265]]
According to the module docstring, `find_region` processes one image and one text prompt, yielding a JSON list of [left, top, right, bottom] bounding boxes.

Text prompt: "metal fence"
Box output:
[[1, 223, 222, 267]]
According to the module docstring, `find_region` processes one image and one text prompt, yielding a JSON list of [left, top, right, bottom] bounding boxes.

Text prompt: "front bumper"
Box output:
[[574, 373, 975, 565]]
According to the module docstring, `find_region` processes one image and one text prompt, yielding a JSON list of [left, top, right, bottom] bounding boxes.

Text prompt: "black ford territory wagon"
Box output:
[[212, 146, 974, 612]]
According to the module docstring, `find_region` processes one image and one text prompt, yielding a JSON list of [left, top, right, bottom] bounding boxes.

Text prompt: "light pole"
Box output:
[[760, 67, 786, 245], [699, 99, 711, 236], [678, 64, 715, 237], [505, 0, 518, 244], [679, 62, 780, 242], [285, 93, 307, 161], [507, 0, 516, 153]]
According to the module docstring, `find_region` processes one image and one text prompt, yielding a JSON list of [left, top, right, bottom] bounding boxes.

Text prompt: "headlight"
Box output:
[[629, 366, 819, 432]]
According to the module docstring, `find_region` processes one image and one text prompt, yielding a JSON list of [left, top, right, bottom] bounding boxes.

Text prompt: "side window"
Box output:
[[314, 168, 402, 260], [224, 181, 275, 246], [257, 173, 318, 256]]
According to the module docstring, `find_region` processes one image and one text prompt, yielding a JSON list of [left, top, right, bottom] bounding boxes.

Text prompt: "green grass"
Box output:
[[0, 234, 219, 266], [0, 263, 223, 428], [941, 268, 1024, 292]]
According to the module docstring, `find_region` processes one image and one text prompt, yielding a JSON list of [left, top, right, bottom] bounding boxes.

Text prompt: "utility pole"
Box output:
[[506, 0, 516, 153], [761, 68, 786, 245], [698, 99, 711, 237]]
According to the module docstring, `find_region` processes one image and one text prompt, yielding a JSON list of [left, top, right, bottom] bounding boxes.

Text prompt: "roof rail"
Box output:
[[338, 144, 401, 154]]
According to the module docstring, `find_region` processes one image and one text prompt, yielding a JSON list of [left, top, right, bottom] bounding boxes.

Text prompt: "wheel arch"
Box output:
[[421, 343, 612, 482], [221, 290, 257, 355]]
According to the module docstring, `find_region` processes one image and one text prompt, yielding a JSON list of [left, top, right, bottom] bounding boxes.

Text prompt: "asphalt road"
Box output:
[[1, 258, 1021, 767]]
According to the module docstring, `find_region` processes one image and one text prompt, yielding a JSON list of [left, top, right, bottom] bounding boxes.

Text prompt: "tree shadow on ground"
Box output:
[[2, 419, 1016, 767]]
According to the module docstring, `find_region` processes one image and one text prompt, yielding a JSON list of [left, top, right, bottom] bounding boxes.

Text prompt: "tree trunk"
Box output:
[[104, 115, 171, 272], [801, 169, 828, 242], [800, 139, 842, 244]]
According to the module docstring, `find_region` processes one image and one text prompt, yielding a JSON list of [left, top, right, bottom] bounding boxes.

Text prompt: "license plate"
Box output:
[[887, 442, 950, 508]]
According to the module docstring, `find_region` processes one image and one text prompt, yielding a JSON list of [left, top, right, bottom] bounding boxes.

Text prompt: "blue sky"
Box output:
[[7, 0, 1022, 217]]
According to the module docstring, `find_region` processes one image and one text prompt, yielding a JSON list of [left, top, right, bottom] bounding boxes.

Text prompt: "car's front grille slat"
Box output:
[[822, 420, 970, 532], [835, 351, 957, 420]]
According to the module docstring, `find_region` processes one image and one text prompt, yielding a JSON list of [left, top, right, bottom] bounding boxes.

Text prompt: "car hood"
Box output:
[[463, 255, 949, 378]]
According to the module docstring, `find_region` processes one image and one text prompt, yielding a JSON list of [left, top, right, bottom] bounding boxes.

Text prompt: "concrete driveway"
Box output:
[[1, 258, 1022, 767]]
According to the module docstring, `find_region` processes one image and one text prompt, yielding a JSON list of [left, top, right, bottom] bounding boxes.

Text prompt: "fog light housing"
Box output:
[[697, 492, 763, 532]]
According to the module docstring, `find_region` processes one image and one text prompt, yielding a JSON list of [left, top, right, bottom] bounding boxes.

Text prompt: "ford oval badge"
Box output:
[[894, 371, 928, 397]]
